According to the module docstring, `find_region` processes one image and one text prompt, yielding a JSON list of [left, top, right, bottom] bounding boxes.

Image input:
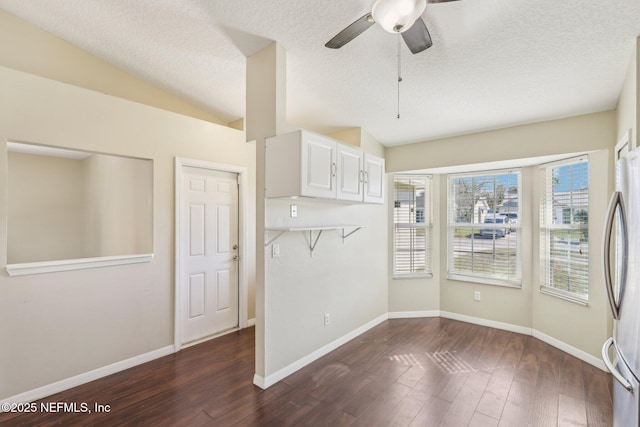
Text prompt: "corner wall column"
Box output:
[[246, 42, 288, 386]]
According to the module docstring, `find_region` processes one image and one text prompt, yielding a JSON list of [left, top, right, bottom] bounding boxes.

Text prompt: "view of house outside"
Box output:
[[542, 160, 589, 298], [393, 176, 431, 276], [448, 171, 520, 283]]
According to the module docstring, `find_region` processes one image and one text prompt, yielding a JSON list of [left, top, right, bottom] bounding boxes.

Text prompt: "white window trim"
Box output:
[[447, 168, 522, 287], [539, 155, 589, 303], [392, 174, 433, 279]]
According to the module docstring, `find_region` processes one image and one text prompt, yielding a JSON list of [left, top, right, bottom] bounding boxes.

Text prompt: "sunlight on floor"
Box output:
[[425, 351, 477, 374]]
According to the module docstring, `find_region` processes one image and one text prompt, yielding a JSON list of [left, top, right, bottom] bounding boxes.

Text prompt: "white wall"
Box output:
[[261, 126, 388, 380], [386, 111, 616, 360], [264, 199, 387, 375], [0, 66, 255, 399]]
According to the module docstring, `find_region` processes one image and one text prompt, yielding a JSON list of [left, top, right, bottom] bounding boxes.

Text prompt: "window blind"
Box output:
[[448, 170, 521, 285], [393, 175, 432, 277], [540, 157, 589, 301]]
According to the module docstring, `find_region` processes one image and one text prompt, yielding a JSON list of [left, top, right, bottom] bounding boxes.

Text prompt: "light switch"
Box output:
[[272, 244, 280, 258], [290, 204, 297, 218]]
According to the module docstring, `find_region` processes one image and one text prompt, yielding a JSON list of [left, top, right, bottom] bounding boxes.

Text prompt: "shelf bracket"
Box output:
[[309, 229, 324, 257], [342, 226, 363, 243], [264, 230, 286, 247]]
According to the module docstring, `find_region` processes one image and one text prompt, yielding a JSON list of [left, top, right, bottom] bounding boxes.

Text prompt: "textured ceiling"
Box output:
[[1, 0, 639, 146]]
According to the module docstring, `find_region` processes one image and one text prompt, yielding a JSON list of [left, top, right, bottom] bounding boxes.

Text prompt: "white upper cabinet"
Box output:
[[265, 130, 336, 199], [336, 143, 363, 202], [363, 153, 385, 204], [301, 132, 337, 198], [265, 130, 385, 204]]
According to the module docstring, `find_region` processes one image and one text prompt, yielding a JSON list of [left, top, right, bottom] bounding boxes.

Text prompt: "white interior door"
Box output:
[[180, 166, 239, 344]]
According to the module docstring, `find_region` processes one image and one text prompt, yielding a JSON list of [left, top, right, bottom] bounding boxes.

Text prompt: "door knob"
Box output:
[[233, 244, 238, 250]]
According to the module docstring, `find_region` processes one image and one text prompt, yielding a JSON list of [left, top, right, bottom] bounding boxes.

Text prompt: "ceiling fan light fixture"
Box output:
[[371, 0, 427, 33]]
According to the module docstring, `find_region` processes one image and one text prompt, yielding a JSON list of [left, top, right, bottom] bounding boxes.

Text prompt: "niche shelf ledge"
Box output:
[[6, 253, 154, 277]]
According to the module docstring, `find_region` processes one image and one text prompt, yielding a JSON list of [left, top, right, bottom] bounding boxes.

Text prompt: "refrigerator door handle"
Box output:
[[602, 338, 634, 392], [603, 191, 628, 320]]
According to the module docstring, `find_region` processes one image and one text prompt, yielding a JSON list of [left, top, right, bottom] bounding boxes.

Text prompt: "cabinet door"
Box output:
[[300, 133, 336, 198], [336, 143, 363, 202], [363, 154, 385, 204]]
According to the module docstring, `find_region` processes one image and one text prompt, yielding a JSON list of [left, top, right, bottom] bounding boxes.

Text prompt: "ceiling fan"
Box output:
[[325, 0, 459, 54]]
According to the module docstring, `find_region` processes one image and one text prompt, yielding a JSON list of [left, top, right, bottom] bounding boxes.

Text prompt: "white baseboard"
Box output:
[[389, 310, 440, 319], [438, 311, 606, 372], [532, 329, 607, 371], [247, 318, 256, 327], [253, 313, 389, 389], [181, 327, 243, 349], [253, 373, 267, 389], [254, 310, 608, 390], [4, 311, 607, 404], [440, 311, 533, 335], [1, 345, 174, 407]]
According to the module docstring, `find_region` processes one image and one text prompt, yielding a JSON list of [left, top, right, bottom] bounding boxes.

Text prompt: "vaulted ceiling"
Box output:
[[1, 0, 639, 146]]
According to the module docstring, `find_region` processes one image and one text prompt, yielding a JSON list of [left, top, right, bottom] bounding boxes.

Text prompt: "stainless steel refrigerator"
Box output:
[[602, 148, 640, 427]]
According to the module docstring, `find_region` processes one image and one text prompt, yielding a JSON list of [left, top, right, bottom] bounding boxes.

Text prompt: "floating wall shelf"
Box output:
[[265, 226, 365, 256]]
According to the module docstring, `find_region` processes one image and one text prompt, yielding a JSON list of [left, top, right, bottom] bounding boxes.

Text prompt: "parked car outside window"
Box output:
[[479, 215, 510, 238]]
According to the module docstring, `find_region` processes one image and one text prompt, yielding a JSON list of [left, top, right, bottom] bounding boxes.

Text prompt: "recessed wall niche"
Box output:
[[6, 141, 153, 272]]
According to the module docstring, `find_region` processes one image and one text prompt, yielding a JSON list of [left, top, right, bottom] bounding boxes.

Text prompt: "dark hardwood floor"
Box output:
[[0, 318, 612, 426]]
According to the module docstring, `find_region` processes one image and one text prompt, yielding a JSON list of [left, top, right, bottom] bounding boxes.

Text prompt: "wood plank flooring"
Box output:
[[0, 318, 613, 426]]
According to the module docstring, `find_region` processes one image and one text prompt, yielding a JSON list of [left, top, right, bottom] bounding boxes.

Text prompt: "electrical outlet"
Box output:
[[272, 244, 280, 258], [324, 313, 330, 326], [474, 291, 481, 301], [290, 204, 298, 218]]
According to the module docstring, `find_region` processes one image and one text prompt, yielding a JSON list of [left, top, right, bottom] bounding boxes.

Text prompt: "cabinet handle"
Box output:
[[359, 170, 364, 183], [364, 171, 369, 184], [331, 162, 336, 177]]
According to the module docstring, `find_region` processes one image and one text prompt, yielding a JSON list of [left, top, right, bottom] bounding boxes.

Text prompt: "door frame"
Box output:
[[174, 157, 249, 351]]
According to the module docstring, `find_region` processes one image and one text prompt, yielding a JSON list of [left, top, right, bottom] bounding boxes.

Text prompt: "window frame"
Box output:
[[392, 174, 433, 279], [447, 168, 522, 287], [539, 156, 590, 305]]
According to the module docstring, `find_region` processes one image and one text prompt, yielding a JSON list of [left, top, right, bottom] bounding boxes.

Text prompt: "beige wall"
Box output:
[[617, 38, 638, 149], [531, 150, 610, 357], [7, 152, 153, 264], [83, 154, 153, 257], [7, 152, 85, 263], [438, 164, 534, 328], [387, 112, 615, 172], [0, 9, 227, 126], [0, 66, 255, 399], [386, 111, 616, 360], [388, 174, 441, 313]]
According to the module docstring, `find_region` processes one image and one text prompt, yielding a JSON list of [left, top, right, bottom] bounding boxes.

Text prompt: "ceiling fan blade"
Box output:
[[402, 18, 433, 54], [325, 13, 375, 49]]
